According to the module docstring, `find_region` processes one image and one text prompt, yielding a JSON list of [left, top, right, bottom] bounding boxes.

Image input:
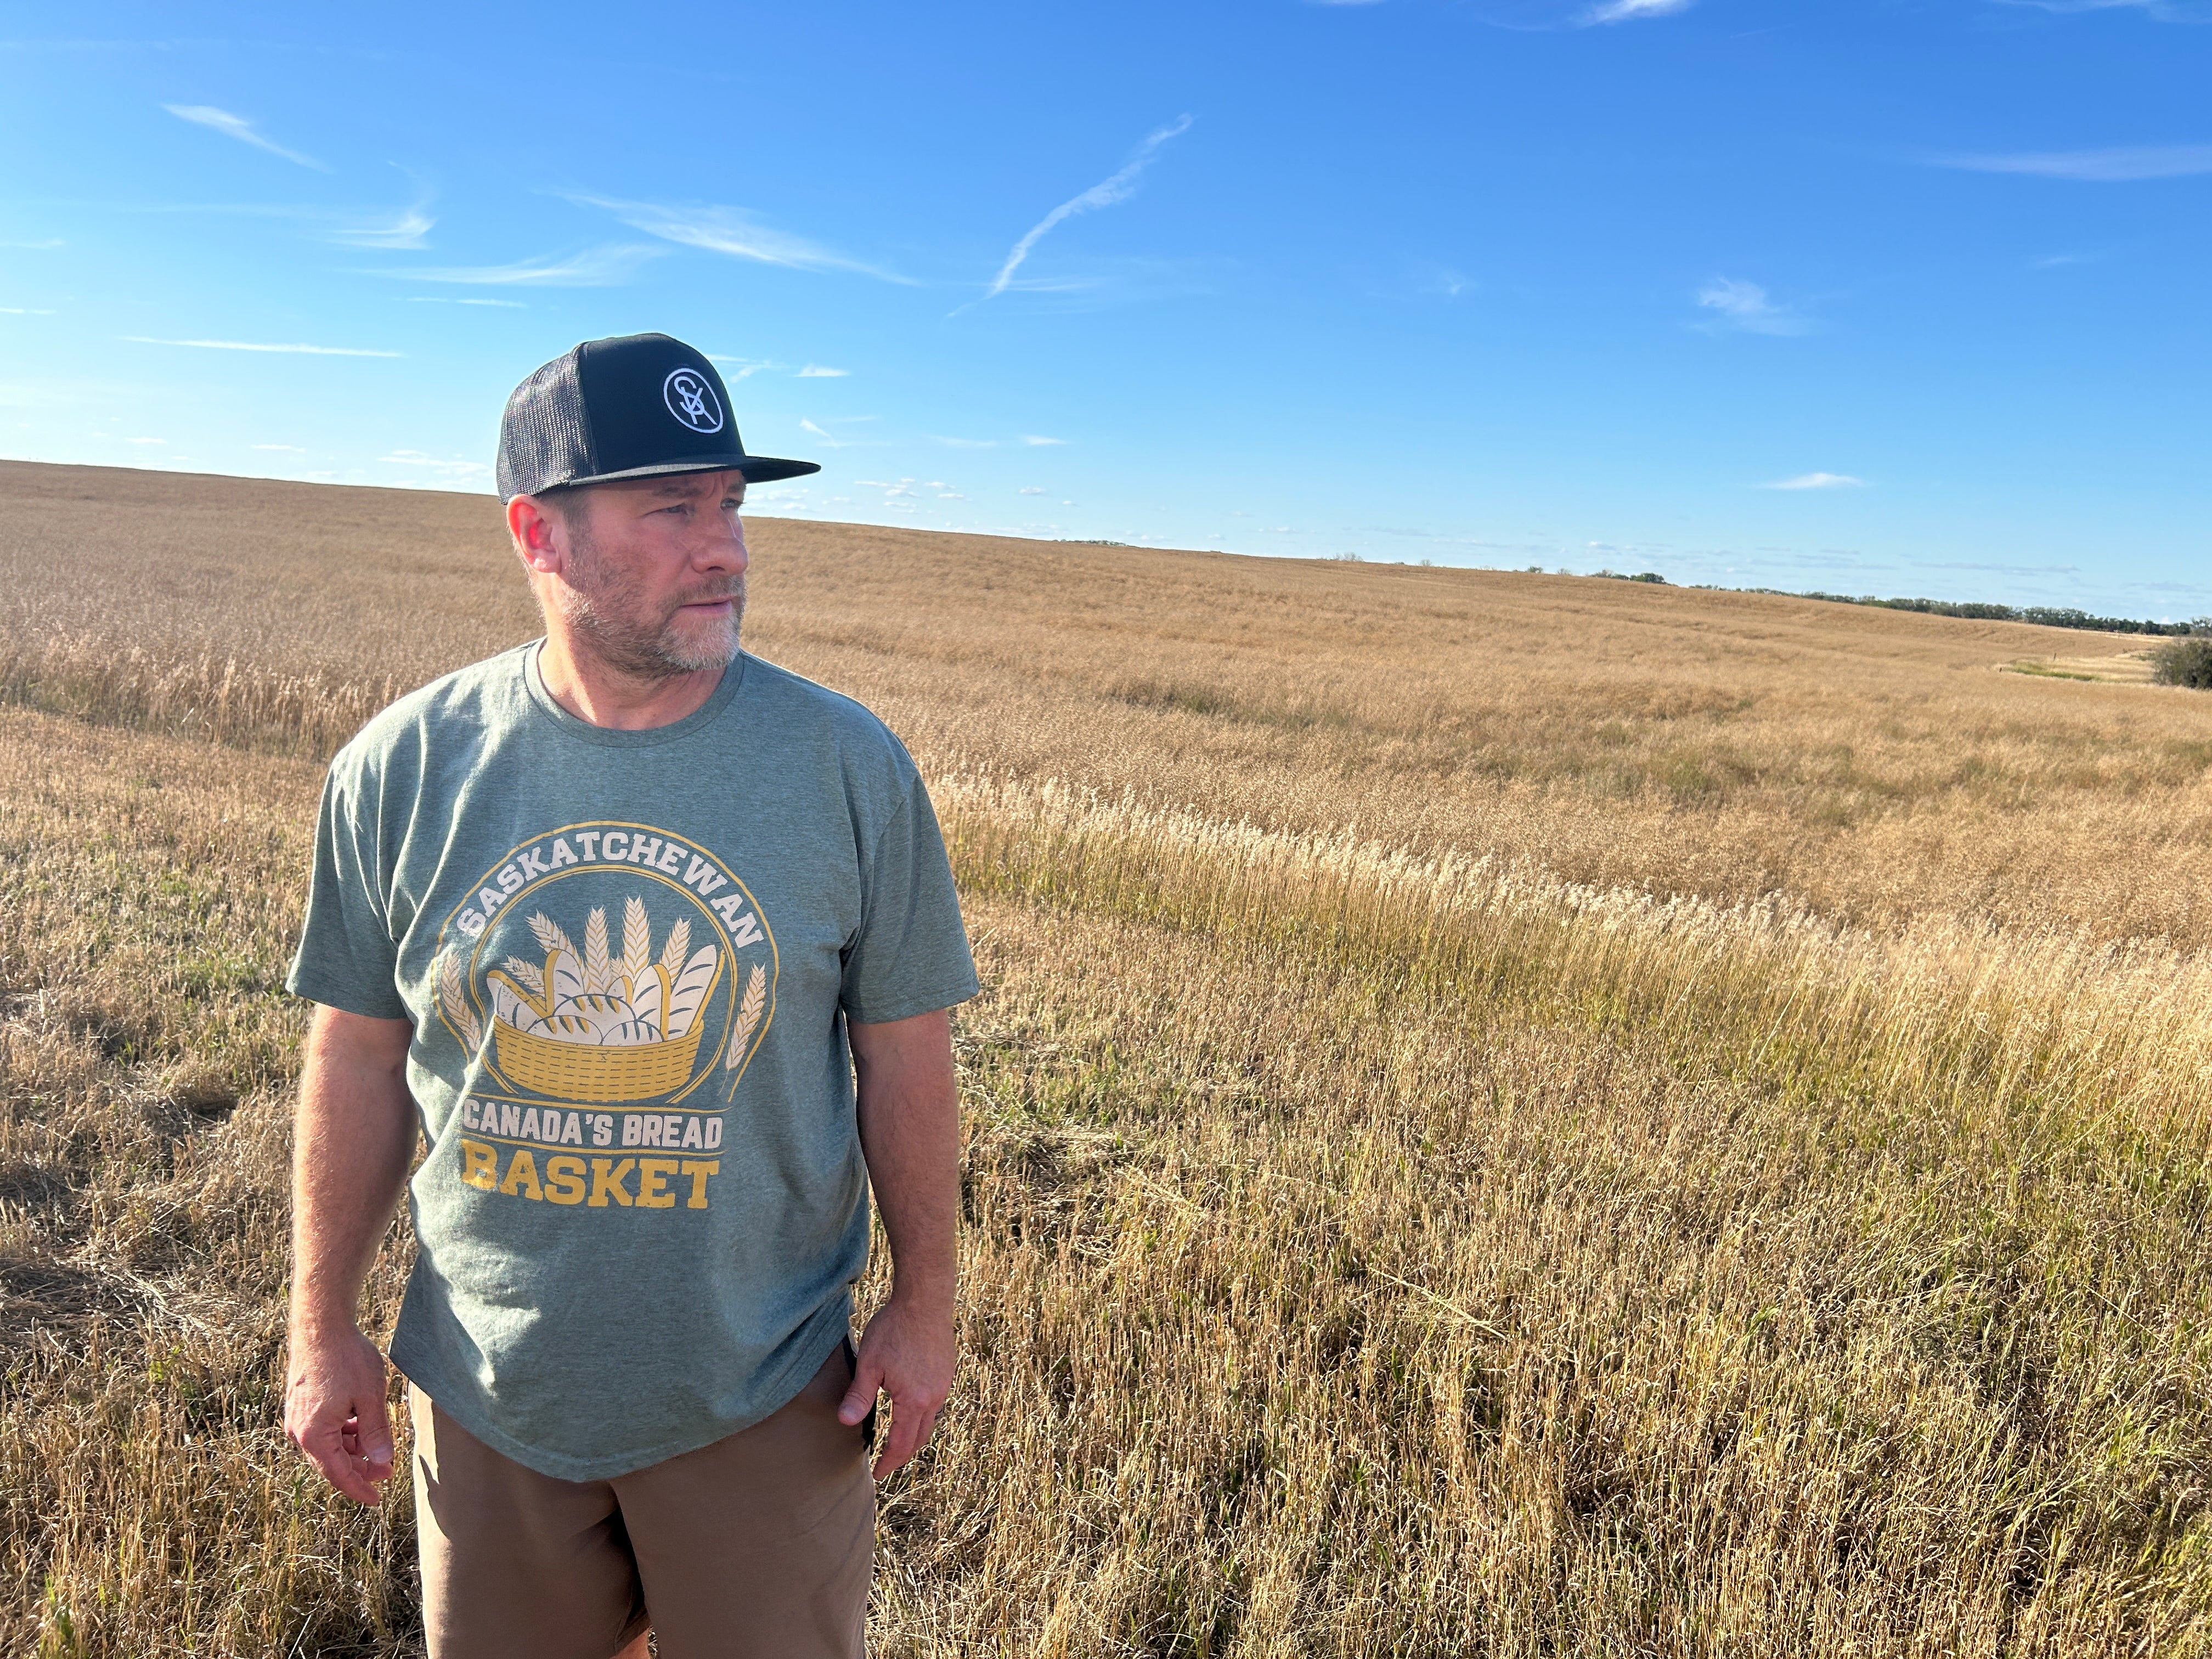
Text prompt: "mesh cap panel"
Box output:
[[495, 332, 818, 501]]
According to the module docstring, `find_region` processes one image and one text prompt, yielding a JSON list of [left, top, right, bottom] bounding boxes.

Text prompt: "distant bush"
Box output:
[[2152, 637, 2212, 689]]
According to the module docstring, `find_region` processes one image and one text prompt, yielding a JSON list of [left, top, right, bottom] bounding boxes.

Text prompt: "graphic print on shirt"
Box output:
[[429, 821, 777, 1212]]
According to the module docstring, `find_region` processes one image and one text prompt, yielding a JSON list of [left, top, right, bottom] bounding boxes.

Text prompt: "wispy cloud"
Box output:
[[1762, 472, 1866, 490], [1583, 0, 1692, 21], [1019, 486, 1047, 494], [0, 306, 56, 315], [162, 104, 329, 172], [708, 355, 775, 379], [1991, 0, 2211, 19], [1695, 276, 1809, 336], [380, 450, 489, 478], [920, 432, 1069, 449], [328, 201, 434, 249], [970, 253, 1218, 312], [1, 238, 63, 250], [380, 245, 661, 286], [853, 477, 957, 507], [403, 295, 526, 307], [125, 336, 403, 357], [73, 197, 438, 250], [567, 194, 912, 283], [252, 443, 307, 452], [1927, 144, 2212, 182], [797, 364, 848, 377], [972, 115, 1195, 308]]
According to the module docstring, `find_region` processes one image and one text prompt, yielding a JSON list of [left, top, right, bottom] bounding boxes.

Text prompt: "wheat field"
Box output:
[[2, 460, 2209, 1656]]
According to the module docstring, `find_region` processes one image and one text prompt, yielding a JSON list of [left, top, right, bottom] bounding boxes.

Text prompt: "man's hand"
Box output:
[[839, 1291, 955, 1480], [285, 1321, 397, 1504], [286, 1004, 416, 1504], [844, 1007, 962, 1480]]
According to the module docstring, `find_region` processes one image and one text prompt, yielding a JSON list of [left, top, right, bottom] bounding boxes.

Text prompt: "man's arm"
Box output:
[[837, 1007, 961, 1480], [284, 1003, 418, 1504]]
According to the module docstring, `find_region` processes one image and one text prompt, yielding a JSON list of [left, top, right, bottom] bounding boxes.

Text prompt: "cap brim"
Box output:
[[735, 455, 822, 483], [548, 454, 822, 491]]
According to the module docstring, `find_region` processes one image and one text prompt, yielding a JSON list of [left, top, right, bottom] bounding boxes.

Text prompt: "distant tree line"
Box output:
[[1748, 590, 2209, 638]]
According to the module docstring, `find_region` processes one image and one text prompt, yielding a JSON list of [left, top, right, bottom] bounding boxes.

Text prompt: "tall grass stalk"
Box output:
[[0, 629, 402, 760], [938, 772, 2212, 1138]]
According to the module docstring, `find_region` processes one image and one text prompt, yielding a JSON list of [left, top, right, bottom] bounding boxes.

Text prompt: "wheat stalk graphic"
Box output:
[[438, 949, 482, 1049], [528, 911, 577, 962], [621, 895, 651, 988], [490, 899, 719, 1050], [725, 963, 767, 1069], [582, 906, 613, 994], [658, 916, 691, 977]]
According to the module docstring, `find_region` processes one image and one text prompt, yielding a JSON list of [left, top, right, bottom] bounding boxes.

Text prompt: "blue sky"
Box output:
[[2, 0, 2207, 614]]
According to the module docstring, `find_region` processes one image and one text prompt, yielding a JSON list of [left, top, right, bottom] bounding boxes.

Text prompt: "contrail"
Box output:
[[976, 115, 1195, 305], [162, 104, 330, 172]]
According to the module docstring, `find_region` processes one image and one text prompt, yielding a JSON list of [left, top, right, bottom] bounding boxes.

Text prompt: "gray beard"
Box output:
[[554, 533, 745, 682]]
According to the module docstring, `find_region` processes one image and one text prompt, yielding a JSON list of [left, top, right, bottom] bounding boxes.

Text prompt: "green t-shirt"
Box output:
[[287, 643, 978, 1480]]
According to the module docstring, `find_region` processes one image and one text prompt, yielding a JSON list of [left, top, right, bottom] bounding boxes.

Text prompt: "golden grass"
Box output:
[[12, 460, 2212, 946], [3, 461, 2210, 1654], [0, 714, 415, 1655]]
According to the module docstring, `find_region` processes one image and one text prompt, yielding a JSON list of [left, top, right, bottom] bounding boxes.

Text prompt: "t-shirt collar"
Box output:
[[521, 639, 746, 747]]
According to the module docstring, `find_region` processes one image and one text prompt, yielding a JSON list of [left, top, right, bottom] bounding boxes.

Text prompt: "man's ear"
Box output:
[[509, 495, 563, 573]]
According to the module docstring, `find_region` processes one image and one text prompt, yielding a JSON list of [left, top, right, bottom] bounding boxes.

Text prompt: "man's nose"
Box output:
[[692, 512, 748, 573]]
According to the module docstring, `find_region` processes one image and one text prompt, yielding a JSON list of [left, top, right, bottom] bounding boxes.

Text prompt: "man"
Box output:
[[281, 332, 977, 1659]]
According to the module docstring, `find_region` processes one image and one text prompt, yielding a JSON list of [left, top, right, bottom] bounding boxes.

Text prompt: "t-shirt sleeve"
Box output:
[[840, 769, 980, 1026], [287, 759, 411, 1022]]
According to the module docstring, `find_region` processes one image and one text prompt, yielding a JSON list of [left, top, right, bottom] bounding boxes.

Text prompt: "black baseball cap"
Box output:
[[495, 332, 820, 502]]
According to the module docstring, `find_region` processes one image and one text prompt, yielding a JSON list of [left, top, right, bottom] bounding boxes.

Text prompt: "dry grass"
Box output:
[[0, 714, 416, 1655], [3, 460, 2210, 1655], [12, 460, 2212, 947]]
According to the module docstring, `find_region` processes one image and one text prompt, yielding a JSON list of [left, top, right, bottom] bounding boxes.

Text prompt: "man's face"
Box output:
[[546, 470, 748, 680]]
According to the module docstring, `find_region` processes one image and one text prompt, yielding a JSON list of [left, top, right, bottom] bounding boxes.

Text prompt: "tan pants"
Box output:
[[408, 1345, 873, 1659]]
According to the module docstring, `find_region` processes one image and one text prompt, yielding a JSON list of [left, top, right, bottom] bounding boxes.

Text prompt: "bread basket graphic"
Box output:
[[479, 897, 724, 1103]]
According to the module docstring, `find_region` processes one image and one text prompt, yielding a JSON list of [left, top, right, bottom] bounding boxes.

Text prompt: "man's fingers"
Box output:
[[284, 1329, 396, 1503], [873, 1413, 929, 1480], [357, 1393, 396, 1470], [290, 1393, 396, 1504], [837, 1352, 884, 1427], [297, 1419, 382, 1504], [871, 1393, 944, 1480], [319, 1454, 379, 1505]]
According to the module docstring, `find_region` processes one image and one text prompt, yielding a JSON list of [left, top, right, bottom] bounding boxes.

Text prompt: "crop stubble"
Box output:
[[1, 462, 2208, 1655]]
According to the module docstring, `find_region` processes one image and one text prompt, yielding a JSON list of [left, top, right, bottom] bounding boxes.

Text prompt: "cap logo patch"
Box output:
[[663, 367, 724, 435]]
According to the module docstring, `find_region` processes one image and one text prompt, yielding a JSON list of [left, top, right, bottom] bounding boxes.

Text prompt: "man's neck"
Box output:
[[535, 632, 730, 731]]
